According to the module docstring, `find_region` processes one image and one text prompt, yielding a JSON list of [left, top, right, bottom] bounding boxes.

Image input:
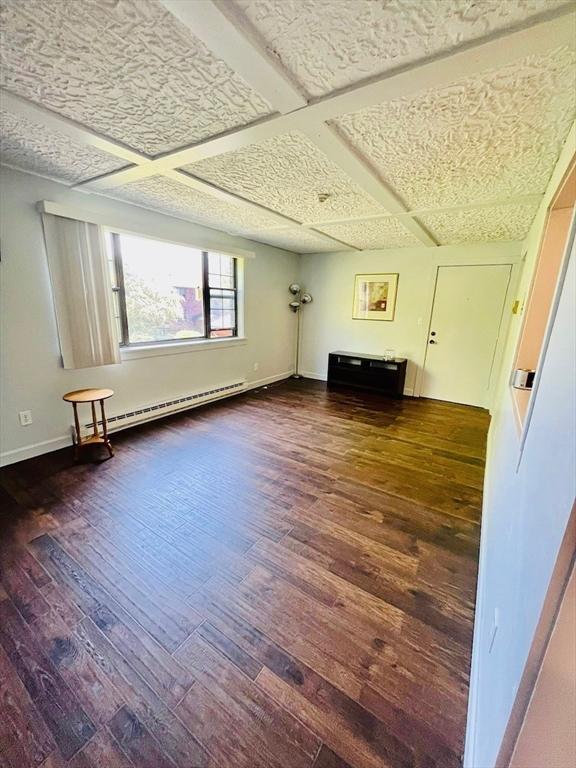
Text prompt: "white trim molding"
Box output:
[[120, 337, 248, 361], [36, 201, 258, 259], [0, 370, 295, 467]]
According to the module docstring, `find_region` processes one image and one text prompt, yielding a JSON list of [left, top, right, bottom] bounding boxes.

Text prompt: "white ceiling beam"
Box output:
[[302, 123, 437, 246], [76, 115, 285, 190], [159, 0, 307, 113], [299, 193, 545, 229], [1, 90, 147, 166], [76, 11, 576, 191]]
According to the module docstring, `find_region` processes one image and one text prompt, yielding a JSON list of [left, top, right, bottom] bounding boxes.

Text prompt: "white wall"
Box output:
[[464, 129, 576, 767], [0, 167, 299, 465], [298, 242, 523, 396]]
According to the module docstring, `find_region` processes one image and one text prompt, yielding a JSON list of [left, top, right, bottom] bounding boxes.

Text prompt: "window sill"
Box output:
[[120, 336, 247, 361]]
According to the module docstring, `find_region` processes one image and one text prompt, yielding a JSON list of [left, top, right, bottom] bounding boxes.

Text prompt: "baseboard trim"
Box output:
[[299, 371, 415, 397], [0, 371, 296, 467], [246, 370, 295, 389], [0, 434, 72, 466]]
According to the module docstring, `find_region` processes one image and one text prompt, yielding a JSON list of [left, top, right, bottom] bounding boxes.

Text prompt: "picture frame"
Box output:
[[352, 273, 399, 321]]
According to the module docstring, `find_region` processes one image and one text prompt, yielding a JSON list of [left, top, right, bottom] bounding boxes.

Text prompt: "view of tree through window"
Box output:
[[115, 233, 204, 343], [107, 232, 238, 346]]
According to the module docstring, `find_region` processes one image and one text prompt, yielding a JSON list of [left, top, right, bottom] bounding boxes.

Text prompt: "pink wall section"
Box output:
[[516, 207, 573, 371], [510, 566, 576, 768], [512, 162, 575, 429]]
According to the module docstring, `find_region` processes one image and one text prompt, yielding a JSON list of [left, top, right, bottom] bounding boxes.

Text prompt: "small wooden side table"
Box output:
[[63, 388, 114, 461]]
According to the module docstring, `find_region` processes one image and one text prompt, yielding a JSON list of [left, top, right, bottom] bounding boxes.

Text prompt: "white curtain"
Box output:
[[42, 213, 120, 369]]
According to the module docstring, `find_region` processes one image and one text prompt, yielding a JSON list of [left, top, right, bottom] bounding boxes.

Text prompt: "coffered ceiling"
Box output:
[[1, 0, 575, 254], [186, 132, 386, 223]]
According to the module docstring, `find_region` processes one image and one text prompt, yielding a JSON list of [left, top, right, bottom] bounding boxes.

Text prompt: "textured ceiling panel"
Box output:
[[0, 0, 271, 156], [317, 217, 422, 250], [112, 176, 281, 234], [334, 47, 576, 209], [247, 228, 342, 253], [185, 132, 386, 223], [0, 110, 127, 183], [420, 202, 541, 244], [230, 0, 572, 97]]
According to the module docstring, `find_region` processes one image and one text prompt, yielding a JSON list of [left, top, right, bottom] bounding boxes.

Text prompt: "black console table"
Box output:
[[327, 351, 407, 397]]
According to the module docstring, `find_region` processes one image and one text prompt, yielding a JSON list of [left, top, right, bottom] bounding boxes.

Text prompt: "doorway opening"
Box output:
[[421, 264, 512, 408], [512, 159, 576, 431]]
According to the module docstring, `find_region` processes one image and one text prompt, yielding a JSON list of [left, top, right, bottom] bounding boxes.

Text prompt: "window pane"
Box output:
[[220, 274, 234, 289], [223, 309, 235, 328], [210, 328, 233, 338], [221, 255, 234, 276], [208, 252, 236, 290], [209, 272, 234, 289], [210, 310, 222, 329], [118, 233, 205, 343], [208, 252, 221, 274]]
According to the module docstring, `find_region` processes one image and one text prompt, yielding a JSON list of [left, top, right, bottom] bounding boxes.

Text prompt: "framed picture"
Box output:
[[352, 273, 399, 321]]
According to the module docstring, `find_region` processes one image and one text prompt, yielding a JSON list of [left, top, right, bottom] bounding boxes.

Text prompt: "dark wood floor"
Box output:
[[0, 379, 489, 768]]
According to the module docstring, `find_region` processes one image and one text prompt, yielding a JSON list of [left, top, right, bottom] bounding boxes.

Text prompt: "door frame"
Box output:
[[415, 262, 517, 407]]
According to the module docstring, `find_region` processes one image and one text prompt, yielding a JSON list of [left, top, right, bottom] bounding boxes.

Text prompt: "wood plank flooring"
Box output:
[[0, 379, 489, 768]]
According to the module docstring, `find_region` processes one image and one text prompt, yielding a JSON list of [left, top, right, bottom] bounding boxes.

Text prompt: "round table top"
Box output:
[[63, 388, 114, 403]]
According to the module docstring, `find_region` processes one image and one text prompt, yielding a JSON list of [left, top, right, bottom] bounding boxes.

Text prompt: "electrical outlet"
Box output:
[[253, 362, 259, 371], [19, 410, 33, 426]]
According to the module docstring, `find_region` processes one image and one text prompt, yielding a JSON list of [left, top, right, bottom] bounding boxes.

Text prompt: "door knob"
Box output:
[[429, 339, 437, 344]]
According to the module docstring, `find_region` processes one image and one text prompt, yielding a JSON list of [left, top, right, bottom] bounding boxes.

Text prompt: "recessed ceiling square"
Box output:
[[420, 201, 541, 244], [0, 110, 127, 183], [112, 176, 281, 234], [230, 0, 571, 97], [185, 132, 386, 224], [334, 47, 576, 209], [0, 0, 272, 155], [316, 217, 422, 250], [247, 228, 343, 253]]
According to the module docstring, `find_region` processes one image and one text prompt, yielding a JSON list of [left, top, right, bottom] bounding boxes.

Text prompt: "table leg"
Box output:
[[91, 400, 99, 438], [72, 402, 81, 462], [100, 399, 114, 458]]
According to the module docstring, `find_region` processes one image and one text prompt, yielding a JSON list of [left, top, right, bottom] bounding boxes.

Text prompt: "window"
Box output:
[[106, 232, 238, 346]]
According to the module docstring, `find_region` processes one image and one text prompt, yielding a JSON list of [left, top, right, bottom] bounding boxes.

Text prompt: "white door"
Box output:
[[422, 264, 512, 407]]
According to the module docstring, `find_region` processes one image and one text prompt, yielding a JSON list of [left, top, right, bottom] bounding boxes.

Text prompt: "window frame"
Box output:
[[109, 233, 239, 348], [205, 253, 239, 340]]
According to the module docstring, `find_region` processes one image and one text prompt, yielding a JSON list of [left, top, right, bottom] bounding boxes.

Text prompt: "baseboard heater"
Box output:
[[82, 380, 246, 436]]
